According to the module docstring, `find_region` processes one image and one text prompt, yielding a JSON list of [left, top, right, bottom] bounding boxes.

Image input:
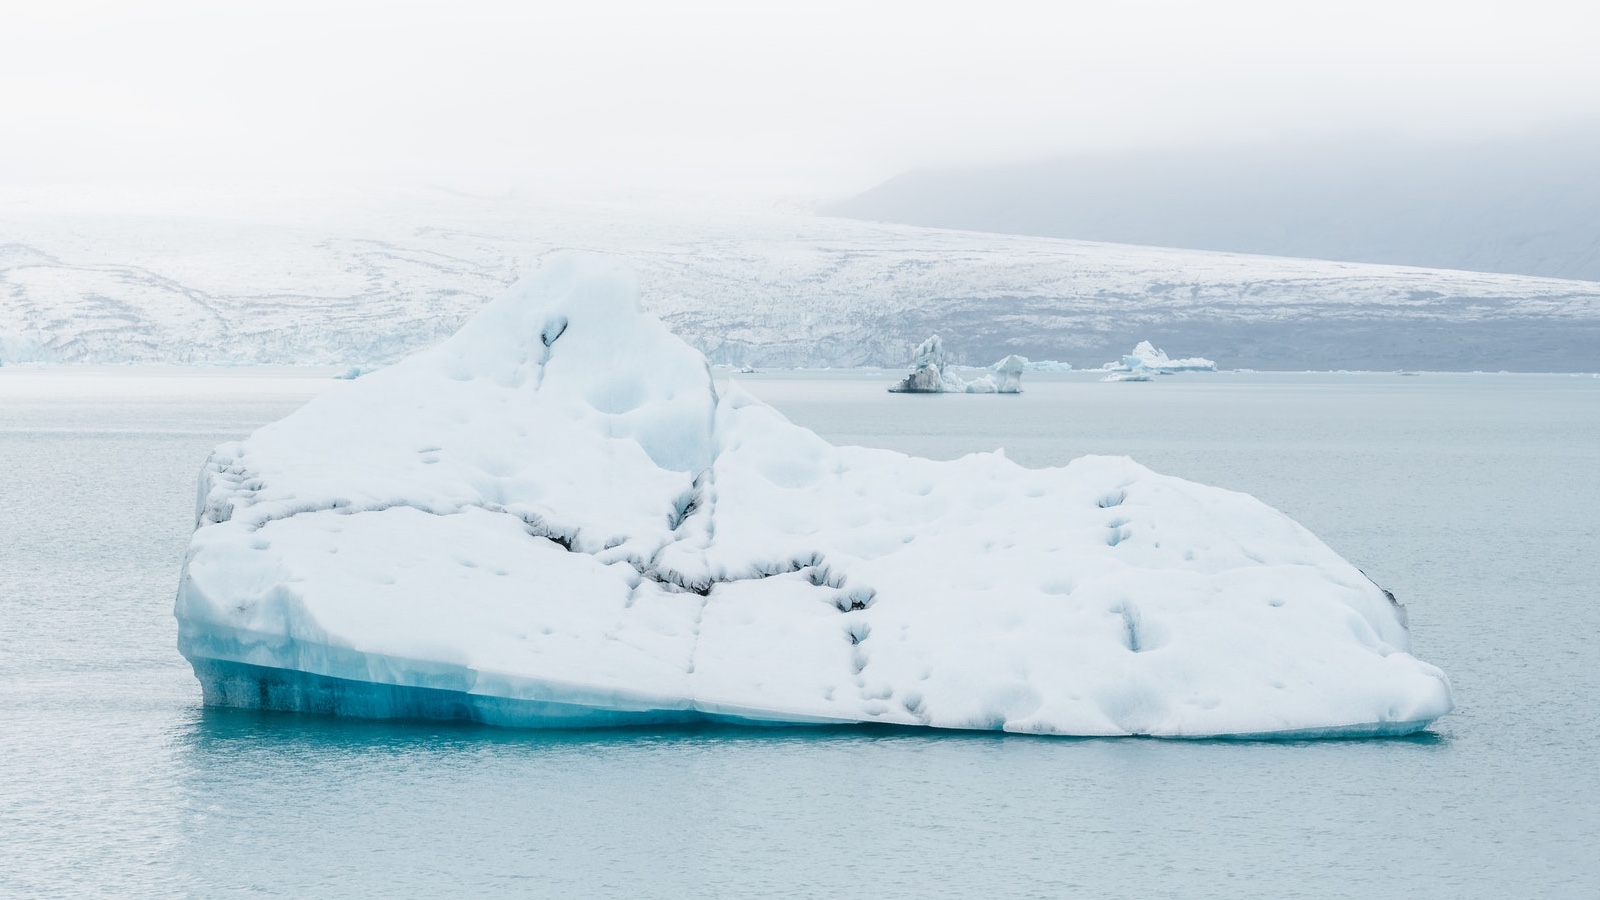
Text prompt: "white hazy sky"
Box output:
[[2, 0, 1597, 194]]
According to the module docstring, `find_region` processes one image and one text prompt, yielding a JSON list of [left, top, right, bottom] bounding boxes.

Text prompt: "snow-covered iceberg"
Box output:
[[888, 337, 1024, 394], [958, 355, 1027, 394], [1025, 359, 1074, 372], [175, 253, 1452, 737], [1103, 340, 1218, 376]]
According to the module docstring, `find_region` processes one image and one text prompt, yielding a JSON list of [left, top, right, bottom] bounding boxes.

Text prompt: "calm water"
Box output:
[[1, 368, 1597, 898]]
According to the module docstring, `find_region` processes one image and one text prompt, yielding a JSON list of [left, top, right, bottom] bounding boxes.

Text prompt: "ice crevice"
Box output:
[[175, 251, 1454, 738], [211, 483, 862, 610], [531, 313, 567, 390]]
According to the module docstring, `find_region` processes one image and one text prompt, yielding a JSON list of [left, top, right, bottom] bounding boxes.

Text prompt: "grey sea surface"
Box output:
[[1, 368, 1596, 898]]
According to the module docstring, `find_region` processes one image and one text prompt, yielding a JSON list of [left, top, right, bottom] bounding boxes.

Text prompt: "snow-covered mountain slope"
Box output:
[[823, 127, 1600, 282], [3, 182, 1598, 370]]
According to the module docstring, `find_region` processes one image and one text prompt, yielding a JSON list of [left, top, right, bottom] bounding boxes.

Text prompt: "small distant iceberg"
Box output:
[[1025, 359, 1074, 372], [888, 335, 960, 393], [1100, 341, 1216, 381], [1119, 340, 1216, 373], [968, 354, 1026, 393], [888, 335, 1024, 394]]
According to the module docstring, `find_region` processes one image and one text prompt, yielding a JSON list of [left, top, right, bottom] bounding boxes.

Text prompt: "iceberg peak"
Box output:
[[430, 251, 717, 473]]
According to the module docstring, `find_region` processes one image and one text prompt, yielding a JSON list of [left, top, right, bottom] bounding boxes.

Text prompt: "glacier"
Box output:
[[5, 181, 1600, 372], [175, 252, 1454, 737]]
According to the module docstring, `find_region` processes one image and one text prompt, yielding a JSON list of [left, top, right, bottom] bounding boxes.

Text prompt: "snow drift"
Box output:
[[175, 252, 1453, 737]]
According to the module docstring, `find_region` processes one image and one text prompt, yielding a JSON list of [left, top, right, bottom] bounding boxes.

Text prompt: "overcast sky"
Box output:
[[2, 0, 1597, 195]]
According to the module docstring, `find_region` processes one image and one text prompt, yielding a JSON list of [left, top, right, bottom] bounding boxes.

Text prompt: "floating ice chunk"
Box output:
[[175, 252, 1452, 738], [1024, 359, 1074, 372], [888, 335, 965, 393], [989, 354, 1026, 392], [888, 339, 1023, 394], [888, 362, 951, 393], [1104, 340, 1217, 374], [963, 355, 1025, 393]]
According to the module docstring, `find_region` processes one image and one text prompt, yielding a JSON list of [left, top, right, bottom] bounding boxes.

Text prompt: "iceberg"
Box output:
[[888, 338, 1024, 394], [175, 252, 1452, 737], [985, 355, 1027, 393], [887, 335, 961, 393], [1104, 340, 1218, 375]]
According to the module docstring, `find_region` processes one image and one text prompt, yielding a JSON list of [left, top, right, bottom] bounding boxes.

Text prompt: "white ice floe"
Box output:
[[1103, 340, 1218, 376], [175, 252, 1452, 737], [958, 355, 1027, 394]]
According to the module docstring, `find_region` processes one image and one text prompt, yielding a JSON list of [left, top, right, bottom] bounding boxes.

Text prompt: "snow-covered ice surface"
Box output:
[[1099, 341, 1216, 381], [176, 253, 1453, 737], [976, 354, 1026, 393], [4, 181, 1600, 371], [1107, 340, 1218, 374]]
